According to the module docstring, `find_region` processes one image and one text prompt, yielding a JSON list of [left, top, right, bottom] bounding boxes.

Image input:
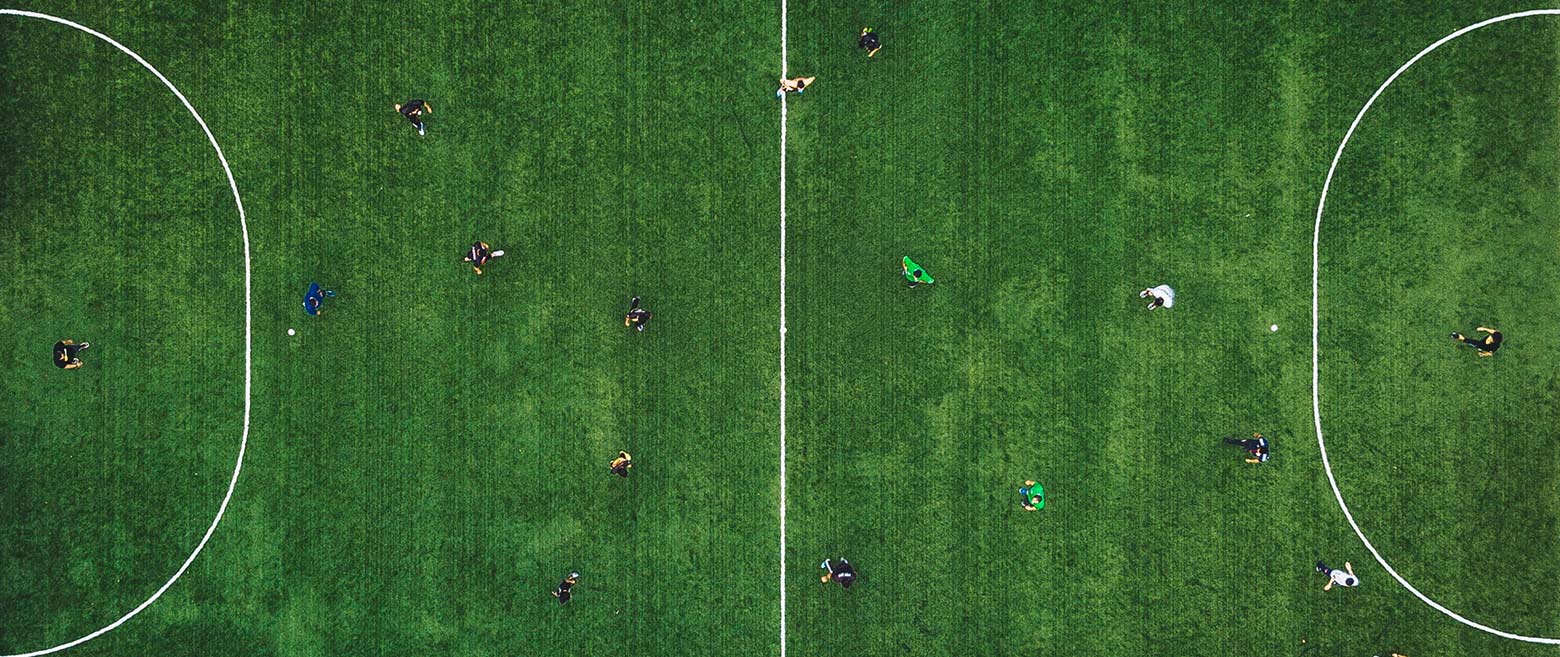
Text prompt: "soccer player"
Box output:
[[819, 558, 856, 588], [1019, 480, 1044, 511], [776, 76, 816, 98], [303, 282, 335, 316], [393, 99, 433, 136], [1140, 284, 1175, 310], [553, 572, 580, 605], [609, 451, 633, 478], [1451, 326, 1502, 357], [463, 241, 505, 275], [902, 256, 934, 287], [625, 296, 652, 332], [53, 339, 88, 370], [1223, 433, 1269, 464], [1315, 560, 1358, 591], [858, 27, 882, 57]]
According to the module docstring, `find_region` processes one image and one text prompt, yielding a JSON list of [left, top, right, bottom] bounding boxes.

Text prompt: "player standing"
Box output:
[[609, 451, 633, 477], [858, 27, 882, 56], [303, 282, 335, 316], [625, 296, 652, 331], [819, 558, 856, 588], [1018, 480, 1044, 511]]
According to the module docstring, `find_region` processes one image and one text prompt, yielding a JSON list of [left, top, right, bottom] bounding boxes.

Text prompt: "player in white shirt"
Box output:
[[1315, 560, 1358, 590], [1139, 284, 1174, 310]]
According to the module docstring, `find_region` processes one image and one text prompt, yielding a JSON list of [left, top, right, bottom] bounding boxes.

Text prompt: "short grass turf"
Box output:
[[0, 2, 780, 656], [5, 2, 1560, 657], [785, 1, 1560, 656]]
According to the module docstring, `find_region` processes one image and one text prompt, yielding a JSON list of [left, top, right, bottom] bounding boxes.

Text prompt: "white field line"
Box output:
[[778, 0, 788, 654], [0, 9, 252, 657], [1312, 8, 1560, 645]]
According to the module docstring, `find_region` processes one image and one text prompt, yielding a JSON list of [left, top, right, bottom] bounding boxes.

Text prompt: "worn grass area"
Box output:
[[3, 2, 1560, 656], [784, 2, 1560, 656]]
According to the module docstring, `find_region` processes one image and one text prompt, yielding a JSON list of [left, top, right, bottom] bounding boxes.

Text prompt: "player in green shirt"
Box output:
[[902, 256, 934, 287], [1019, 480, 1044, 511]]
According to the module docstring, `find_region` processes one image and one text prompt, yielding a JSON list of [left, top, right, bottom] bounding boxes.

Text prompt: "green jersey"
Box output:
[[902, 256, 934, 284]]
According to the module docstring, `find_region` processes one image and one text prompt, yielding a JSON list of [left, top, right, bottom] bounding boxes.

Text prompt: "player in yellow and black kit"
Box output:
[[53, 339, 89, 370], [1451, 326, 1502, 357], [609, 451, 633, 478]]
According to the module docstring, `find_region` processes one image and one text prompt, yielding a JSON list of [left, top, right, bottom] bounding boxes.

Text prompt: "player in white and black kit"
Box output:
[[1223, 433, 1269, 464], [625, 296, 652, 332], [553, 572, 580, 604], [820, 558, 855, 588], [1315, 561, 1357, 591], [462, 241, 505, 275]]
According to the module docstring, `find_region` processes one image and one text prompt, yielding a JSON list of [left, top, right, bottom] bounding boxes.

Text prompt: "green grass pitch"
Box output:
[[4, 1, 1560, 656]]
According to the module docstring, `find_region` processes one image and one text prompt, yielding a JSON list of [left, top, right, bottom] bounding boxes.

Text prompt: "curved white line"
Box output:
[[1313, 8, 1560, 645], [0, 10, 252, 657]]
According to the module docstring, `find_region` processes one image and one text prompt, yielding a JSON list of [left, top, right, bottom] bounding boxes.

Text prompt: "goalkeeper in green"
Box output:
[[902, 256, 934, 287]]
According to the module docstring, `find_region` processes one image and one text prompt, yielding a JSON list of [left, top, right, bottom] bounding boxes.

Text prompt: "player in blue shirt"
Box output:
[[303, 282, 335, 316]]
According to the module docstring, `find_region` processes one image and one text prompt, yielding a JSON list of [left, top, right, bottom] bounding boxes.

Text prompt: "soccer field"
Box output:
[[4, 2, 1560, 656]]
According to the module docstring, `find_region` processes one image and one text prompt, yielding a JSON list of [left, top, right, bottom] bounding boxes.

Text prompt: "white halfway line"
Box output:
[[0, 9, 253, 657], [777, 0, 789, 653], [1312, 8, 1560, 646]]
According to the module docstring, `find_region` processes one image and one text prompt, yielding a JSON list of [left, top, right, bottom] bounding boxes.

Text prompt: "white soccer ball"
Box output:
[[288, 328, 296, 336], [1270, 324, 1279, 332]]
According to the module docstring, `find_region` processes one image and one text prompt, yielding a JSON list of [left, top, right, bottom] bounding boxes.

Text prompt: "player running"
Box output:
[[1223, 433, 1269, 464], [625, 296, 652, 332], [777, 76, 816, 98], [393, 99, 433, 136], [858, 27, 882, 56], [1451, 326, 1502, 357], [553, 572, 580, 604], [819, 558, 856, 588], [1315, 561, 1358, 591], [609, 451, 633, 478], [902, 256, 934, 287], [463, 241, 505, 275], [53, 339, 89, 370]]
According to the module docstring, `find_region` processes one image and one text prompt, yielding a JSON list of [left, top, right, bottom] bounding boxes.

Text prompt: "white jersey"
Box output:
[[1151, 285, 1175, 308], [1329, 569, 1358, 587]]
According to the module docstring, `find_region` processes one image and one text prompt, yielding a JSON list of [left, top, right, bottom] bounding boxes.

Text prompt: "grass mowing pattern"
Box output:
[[786, 2, 1560, 656], [1, 2, 778, 656], [2, 2, 1560, 656]]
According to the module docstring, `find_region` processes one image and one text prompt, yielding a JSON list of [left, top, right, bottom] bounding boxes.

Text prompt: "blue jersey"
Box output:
[[304, 282, 323, 316]]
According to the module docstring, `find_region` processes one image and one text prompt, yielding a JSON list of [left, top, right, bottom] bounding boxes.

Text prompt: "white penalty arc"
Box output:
[[0, 10, 252, 657], [1312, 8, 1560, 645]]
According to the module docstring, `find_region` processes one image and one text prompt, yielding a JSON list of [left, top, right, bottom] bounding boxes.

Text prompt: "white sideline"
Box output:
[[1, 10, 252, 657], [1312, 8, 1560, 645], [777, 0, 789, 654]]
